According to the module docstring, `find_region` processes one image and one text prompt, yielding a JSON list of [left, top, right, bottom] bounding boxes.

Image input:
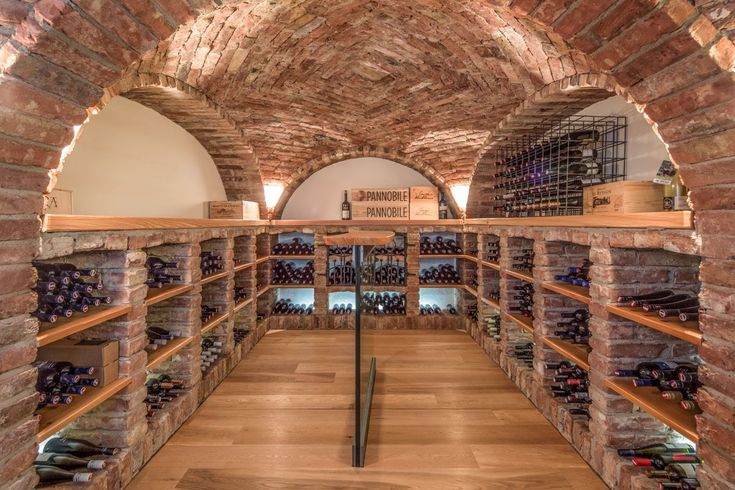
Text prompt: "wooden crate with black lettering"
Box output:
[[351, 188, 410, 220]]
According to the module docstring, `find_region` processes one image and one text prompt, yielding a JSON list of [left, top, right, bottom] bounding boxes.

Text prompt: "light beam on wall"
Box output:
[[450, 184, 470, 213], [263, 182, 285, 219]]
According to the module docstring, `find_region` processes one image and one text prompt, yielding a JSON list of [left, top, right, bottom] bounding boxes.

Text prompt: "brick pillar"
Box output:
[[587, 241, 699, 488], [313, 231, 328, 317], [405, 231, 420, 318]]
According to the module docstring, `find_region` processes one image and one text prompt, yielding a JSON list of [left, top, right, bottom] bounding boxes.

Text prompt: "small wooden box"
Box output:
[[410, 187, 439, 220], [583, 181, 663, 215], [208, 201, 260, 219]]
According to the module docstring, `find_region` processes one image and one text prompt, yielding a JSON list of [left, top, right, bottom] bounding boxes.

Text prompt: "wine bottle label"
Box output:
[[73, 473, 94, 482], [35, 453, 54, 462], [87, 460, 106, 470]]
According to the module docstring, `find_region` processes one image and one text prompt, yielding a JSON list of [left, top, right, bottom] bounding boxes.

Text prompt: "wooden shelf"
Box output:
[[146, 336, 194, 370], [255, 256, 270, 265], [504, 269, 534, 283], [37, 305, 132, 347], [419, 254, 477, 262], [201, 270, 229, 285], [326, 284, 356, 291], [606, 304, 702, 345], [36, 377, 131, 442], [270, 284, 315, 288], [503, 312, 534, 334], [480, 297, 500, 309], [233, 261, 255, 272], [480, 260, 501, 271], [233, 297, 253, 313], [256, 286, 272, 297], [541, 337, 591, 370], [463, 285, 478, 296], [542, 282, 591, 305], [202, 312, 230, 335], [269, 255, 314, 260], [606, 378, 699, 442], [145, 284, 194, 307], [419, 283, 465, 289]]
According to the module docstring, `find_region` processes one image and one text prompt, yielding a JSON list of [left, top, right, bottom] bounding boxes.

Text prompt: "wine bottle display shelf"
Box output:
[[480, 296, 500, 309], [542, 282, 591, 305], [233, 261, 255, 272], [419, 254, 479, 263], [36, 377, 131, 442], [36, 305, 132, 347], [480, 260, 501, 271], [145, 284, 194, 307], [255, 256, 270, 264], [504, 269, 534, 283], [256, 286, 271, 297], [503, 312, 534, 334], [541, 337, 590, 370], [269, 284, 315, 288], [233, 297, 254, 313], [202, 312, 230, 335], [606, 379, 699, 442], [201, 270, 230, 285], [606, 304, 702, 345], [269, 255, 315, 260], [146, 336, 194, 370]]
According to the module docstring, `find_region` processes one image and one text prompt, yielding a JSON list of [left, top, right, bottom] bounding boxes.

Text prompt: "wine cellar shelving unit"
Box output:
[[31, 212, 706, 490]]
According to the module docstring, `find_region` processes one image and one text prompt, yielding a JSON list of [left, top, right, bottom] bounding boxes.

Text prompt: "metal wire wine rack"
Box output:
[[491, 115, 627, 217]]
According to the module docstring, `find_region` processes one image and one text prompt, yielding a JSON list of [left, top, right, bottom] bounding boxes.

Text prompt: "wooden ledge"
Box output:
[[542, 282, 591, 305], [37, 305, 131, 347], [480, 260, 501, 271], [145, 284, 194, 307], [233, 298, 254, 313], [202, 312, 230, 335], [233, 261, 255, 272], [323, 230, 395, 246], [541, 337, 590, 370], [606, 304, 702, 345], [269, 255, 314, 261], [480, 297, 500, 309], [146, 337, 194, 370], [201, 270, 230, 285], [503, 312, 534, 334], [504, 269, 534, 283]]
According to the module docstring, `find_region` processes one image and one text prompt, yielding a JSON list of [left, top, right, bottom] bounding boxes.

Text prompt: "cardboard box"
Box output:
[[208, 201, 260, 220], [583, 181, 663, 215], [79, 362, 119, 387], [37, 339, 119, 367]]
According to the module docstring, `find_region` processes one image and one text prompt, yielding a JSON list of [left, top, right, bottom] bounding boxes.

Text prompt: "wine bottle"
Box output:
[[617, 290, 674, 305], [439, 193, 448, 219], [35, 465, 94, 483], [618, 443, 695, 458], [35, 453, 106, 470], [44, 437, 119, 456], [663, 173, 689, 211], [341, 190, 351, 220]]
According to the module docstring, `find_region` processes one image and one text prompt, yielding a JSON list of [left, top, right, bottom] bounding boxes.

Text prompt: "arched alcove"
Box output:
[[280, 157, 439, 220], [56, 96, 227, 218]]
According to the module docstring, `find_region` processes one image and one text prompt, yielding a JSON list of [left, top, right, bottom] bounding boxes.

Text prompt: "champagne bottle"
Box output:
[[35, 465, 94, 483], [341, 190, 351, 220], [44, 437, 119, 456], [35, 453, 106, 470]]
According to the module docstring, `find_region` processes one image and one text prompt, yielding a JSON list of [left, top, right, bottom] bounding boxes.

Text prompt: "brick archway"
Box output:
[[1, 1, 735, 488], [272, 147, 462, 219]]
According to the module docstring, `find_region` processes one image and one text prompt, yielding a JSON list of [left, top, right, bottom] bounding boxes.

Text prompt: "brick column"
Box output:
[[405, 231, 420, 318], [313, 231, 328, 317]]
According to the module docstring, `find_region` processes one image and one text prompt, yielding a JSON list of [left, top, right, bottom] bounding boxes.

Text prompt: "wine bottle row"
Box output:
[[331, 303, 354, 315], [509, 283, 534, 319], [617, 290, 701, 322], [466, 303, 478, 321], [511, 249, 534, 272], [555, 308, 591, 348], [486, 289, 500, 302], [144, 326, 178, 353], [328, 258, 355, 285], [145, 374, 185, 418], [510, 341, 534, 368], [618, 443, 701, 488], [547, 361, 590, 412], [201, 337, 223, 371], [33, 262, 111, 323], [485, 314, 501, 340], [555, 258, 591, 288], [272, 260, 314, 285], [615, 361, 701, 412], [419, 264, 461, 284], [272, 237, 314, 256], [420, 236, 462, 255], [35, 437, 119, 484], [328, 245, 353, 256], [234, 286, 248, 303], [234, 328, 249, 344], [201, 251, 225, 277], [271, 299, 314, 315], [486, 239, 500, 263], [362, 260, 406, 286], [146, 256, 181, 288], [361, 292, 406, 315], [201, 305, 221, 323], [35, 361, 99, 409], [419, 304, 458, 316]]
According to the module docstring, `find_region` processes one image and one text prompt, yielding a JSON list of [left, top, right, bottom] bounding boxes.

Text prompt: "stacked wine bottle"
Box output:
[[234, 328, 250, 344], [272, 260, 314, 285], [555, 308, 591, 349], [328, 257, 355, 285], [200, 251, 225, 277], [201, 305, 220, 323], [617, 290, 701, 322], [34, 262, 111, 324], [35, 361, 99, 409], [485, 314, 501, 340], [420, 236, 462, 255], [511, 249, 534, 272], [486, 289, 500, 302], [35, 437, 118, 484], [331, 303, 354, 315], [363, 259, 406, 286], [509, 283, 534, 319], [201, 337, 223, 371], [145, 375, 185, 417], [547, 361, 590, 416], [555, 258, 591, 288], [618, 443, 701, 488], [419, 304, 458, 316], [372, 240, 405, 255], [145, 256, 181, 288], [361, 292, 406, 315], [486, 240, 500, 263], [145, 326, 177, 353], [419, 264, 461, 284], [272, 237, 314, 256], [466, 303, 478, 321], [615, 361, 701, 413], [510, 342, 534, 367], [234, 286, 248, 303], [271, 299, 314, 315], [328, 245, 353, 256]]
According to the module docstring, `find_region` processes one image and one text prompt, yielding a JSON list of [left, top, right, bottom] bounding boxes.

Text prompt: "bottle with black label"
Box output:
[[341, 190, 351, 220], [439, 193, 448, 219]]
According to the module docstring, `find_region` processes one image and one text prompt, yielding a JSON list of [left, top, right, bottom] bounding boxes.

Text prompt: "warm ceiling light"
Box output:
[[450, 184, 470, 211], [263, 182, 285, 210]]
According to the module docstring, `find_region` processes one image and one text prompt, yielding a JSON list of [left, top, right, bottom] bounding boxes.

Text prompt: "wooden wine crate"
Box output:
[[208, 201, 260, 219], [351, 188, 410, 220], [583, 181, 662, 215], [410, 187, 439, 220]]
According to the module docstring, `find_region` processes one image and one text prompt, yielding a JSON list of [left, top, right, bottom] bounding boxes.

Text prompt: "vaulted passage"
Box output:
[[128, 330, 605, 489]]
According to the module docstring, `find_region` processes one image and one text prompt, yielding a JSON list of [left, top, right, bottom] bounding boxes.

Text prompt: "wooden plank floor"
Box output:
[[129, 330, 606, 489]]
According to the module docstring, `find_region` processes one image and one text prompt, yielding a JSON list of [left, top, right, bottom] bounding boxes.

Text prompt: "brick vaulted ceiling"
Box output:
[[120, 0, 593, 189]]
